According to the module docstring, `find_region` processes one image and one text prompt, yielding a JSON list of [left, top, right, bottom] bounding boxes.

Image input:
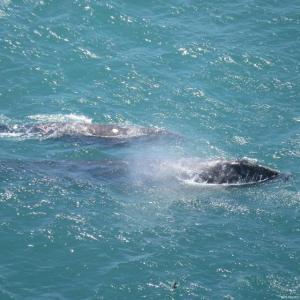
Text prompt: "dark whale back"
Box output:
[[0, 124, 10, 132], [193, 159, 279, 185]]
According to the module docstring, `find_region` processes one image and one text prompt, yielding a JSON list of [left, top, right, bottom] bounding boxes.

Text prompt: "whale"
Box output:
[[0, 123, 174, 140], [177, 159, 280, 185], [0, 158, 282, 186]]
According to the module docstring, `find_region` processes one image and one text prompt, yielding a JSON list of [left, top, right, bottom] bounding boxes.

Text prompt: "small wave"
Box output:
[[0, 0, 10, 18], [78, 47, 99, 59], [0, 9, 7, 18], [0, 114, 13, 124], [27, 114, 93, 124]]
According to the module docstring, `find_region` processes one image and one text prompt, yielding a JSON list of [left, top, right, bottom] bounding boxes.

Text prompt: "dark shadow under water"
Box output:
[[0, 158, 285, 188]]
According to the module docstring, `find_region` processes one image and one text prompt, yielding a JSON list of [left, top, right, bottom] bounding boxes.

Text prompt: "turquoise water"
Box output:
[[0, 0, 300, 299]]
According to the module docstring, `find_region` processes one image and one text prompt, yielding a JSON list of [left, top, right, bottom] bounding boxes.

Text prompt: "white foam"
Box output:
[[78, 47, 99, 59], [241, 156, 257, 163], [179, 178, 260, 187], [0, 132, 26, 139], [28, 114, 93, 124]]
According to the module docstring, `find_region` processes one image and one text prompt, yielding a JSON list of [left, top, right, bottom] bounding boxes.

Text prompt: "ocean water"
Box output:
[[0, 0, 299, 299]]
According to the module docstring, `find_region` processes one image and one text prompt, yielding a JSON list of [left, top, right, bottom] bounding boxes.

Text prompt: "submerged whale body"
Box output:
[[0, 158, 281, 186], [0, 123, 171, 139], [180, 159, 280, 185]]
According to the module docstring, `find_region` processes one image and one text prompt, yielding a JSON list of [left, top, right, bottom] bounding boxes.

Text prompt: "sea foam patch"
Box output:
[[28, 114, 93, 124]]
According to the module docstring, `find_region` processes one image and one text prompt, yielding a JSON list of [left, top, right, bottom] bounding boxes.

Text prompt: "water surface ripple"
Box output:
[[0, 0, 299, 299]]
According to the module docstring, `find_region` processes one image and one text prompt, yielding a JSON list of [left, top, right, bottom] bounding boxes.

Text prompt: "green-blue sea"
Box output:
[[0, 0, 299, 299]]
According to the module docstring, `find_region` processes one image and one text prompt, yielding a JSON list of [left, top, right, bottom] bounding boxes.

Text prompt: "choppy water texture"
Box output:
[[0, 0, 300, 299]]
